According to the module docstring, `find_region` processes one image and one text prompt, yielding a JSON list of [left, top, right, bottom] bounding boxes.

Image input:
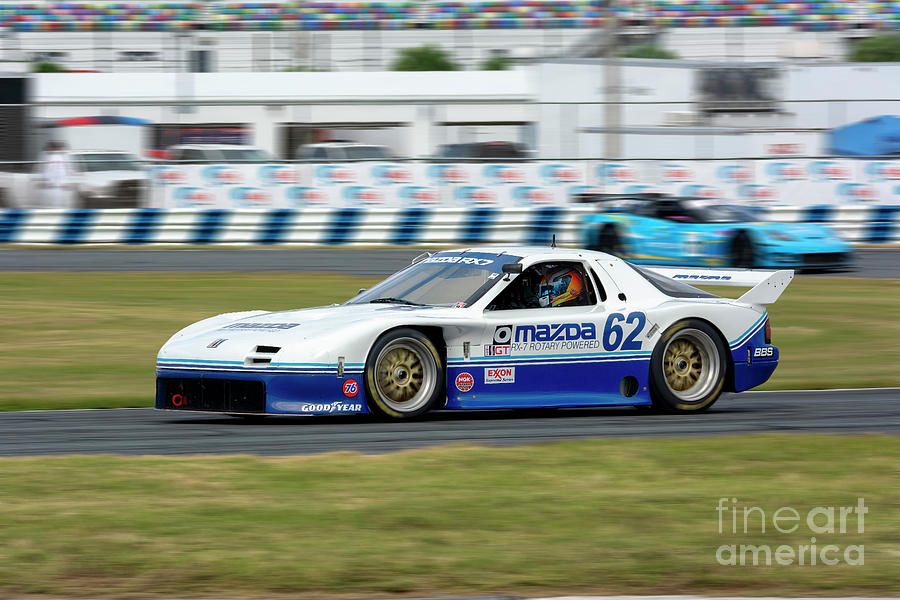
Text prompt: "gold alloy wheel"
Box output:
[[661, 328, 721, 403], [373, 337, 437, 413], [664, 338, 702, 392]]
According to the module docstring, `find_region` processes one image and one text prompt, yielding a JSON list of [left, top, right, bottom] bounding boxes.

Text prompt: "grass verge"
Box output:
[[1, 435, 898, 598], [1, 274, 898, 410]]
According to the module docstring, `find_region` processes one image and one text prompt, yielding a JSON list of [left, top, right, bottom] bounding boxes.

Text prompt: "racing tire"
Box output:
[[730, 233, 755, 268], [595, 225, 623, 257], [364, 328, 444, 420], [649, 319, 726, 413]]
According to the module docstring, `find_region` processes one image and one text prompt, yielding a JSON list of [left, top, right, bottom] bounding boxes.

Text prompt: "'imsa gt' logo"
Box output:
[[484, 344, 511, 357]]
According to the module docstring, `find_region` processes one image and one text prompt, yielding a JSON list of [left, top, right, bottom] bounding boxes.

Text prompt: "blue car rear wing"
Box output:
[[646, 267, 795, 306]]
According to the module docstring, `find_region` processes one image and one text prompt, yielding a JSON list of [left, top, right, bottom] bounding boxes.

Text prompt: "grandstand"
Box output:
[[3, 0, 899, 31], [0, 0, 899, 70]]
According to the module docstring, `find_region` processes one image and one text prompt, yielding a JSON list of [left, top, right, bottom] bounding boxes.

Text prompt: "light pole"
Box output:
[[603, 0, 622, 160]]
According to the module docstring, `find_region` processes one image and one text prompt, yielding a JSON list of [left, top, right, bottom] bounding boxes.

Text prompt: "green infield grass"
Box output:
[[0, 435, 897, 597], [0, 273, 898, 410]]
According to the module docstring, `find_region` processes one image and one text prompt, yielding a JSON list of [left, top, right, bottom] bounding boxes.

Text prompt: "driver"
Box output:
[[538, 267, 585, 307]]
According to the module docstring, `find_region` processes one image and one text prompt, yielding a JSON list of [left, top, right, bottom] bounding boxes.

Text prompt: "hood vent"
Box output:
[[244, 345, 281, 367]]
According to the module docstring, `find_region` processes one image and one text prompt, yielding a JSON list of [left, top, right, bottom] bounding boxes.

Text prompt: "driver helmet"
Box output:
[[538, 268, 584, 307]]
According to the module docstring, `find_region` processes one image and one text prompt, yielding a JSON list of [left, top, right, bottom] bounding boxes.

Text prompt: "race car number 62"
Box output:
[[603, 312, 646, 352]]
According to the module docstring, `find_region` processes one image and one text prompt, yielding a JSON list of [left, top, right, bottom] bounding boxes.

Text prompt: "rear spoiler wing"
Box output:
[[646, 267, 794, 305]]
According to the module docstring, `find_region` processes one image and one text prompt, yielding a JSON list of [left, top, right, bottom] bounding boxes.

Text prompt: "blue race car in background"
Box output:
[[580, 195, 853, 270]]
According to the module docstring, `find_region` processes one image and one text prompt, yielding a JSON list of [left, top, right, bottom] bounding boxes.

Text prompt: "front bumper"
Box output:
[[155, 367, 369, 415], [757, 242, 854, 269]]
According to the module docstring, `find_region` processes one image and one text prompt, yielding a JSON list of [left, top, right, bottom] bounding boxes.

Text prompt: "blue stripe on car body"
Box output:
[[156, 367, 370, 415]]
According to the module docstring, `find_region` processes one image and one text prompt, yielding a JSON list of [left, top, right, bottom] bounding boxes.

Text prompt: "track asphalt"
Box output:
[[0, 248, 897, 277], [2, 389, 897, 457]]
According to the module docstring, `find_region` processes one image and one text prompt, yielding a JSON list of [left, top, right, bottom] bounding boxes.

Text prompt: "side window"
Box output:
[[588, 267, 607, 302], [488, 261, 596, 310], [312, 147, 328, 160], [657, 201, 695, 222]]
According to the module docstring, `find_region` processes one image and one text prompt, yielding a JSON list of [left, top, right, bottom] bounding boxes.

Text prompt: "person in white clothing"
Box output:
[[39, 141, 75, 208]]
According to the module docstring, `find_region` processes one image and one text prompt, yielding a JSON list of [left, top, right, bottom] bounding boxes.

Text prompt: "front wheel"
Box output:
[[649, 319, 726, 412], [364, 328, 444, 419]]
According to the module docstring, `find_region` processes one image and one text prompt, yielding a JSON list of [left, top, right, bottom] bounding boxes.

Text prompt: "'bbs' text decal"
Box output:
[[753, 346, 774, 358]]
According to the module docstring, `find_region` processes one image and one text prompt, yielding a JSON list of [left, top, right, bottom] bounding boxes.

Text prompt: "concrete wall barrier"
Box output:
[[1, 205, 898, 246]]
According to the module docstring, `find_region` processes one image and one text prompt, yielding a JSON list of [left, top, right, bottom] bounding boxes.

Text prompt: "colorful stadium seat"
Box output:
[[0, 0, 898, 31]]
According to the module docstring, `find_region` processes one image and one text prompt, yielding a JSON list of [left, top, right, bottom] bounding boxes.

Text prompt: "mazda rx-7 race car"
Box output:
[[156, 248, 792, 418], [581, 195, 853, 270]]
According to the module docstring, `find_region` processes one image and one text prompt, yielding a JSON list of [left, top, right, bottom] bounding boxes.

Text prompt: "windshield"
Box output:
[[345, 146, 389, 160], [346, 252, 521, 307], [218, 148, 271, 162], [75, 153, 141, 172]]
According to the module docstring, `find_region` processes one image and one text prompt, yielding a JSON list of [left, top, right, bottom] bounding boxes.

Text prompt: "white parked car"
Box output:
[[167, 144, 273, 162], [0, 150, 149, 209], [156, 247, 793, 419], [295, 142, 396, 161], [70, 151, 149, 208]]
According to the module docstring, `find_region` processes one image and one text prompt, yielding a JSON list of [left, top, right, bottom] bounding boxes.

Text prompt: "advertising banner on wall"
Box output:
[[155, 161, 589, 208], [150, 159, 900, 209]]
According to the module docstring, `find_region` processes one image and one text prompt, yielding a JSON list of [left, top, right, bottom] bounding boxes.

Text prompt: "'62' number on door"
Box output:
[[602, 312, 646, 352]]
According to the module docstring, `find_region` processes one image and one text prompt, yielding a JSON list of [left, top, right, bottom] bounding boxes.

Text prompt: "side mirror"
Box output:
[[357, 288, 366, 295], [501, 263, 523, 280]]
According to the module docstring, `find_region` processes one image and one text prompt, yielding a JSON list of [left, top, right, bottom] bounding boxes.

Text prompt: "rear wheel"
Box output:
[[364, 328, 443, 419], [731, 232, 755, 268], [649, 319, 726, 413]]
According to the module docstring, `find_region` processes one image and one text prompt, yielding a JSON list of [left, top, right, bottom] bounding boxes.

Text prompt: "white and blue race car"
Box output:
[[156, 247, 792, 418]]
